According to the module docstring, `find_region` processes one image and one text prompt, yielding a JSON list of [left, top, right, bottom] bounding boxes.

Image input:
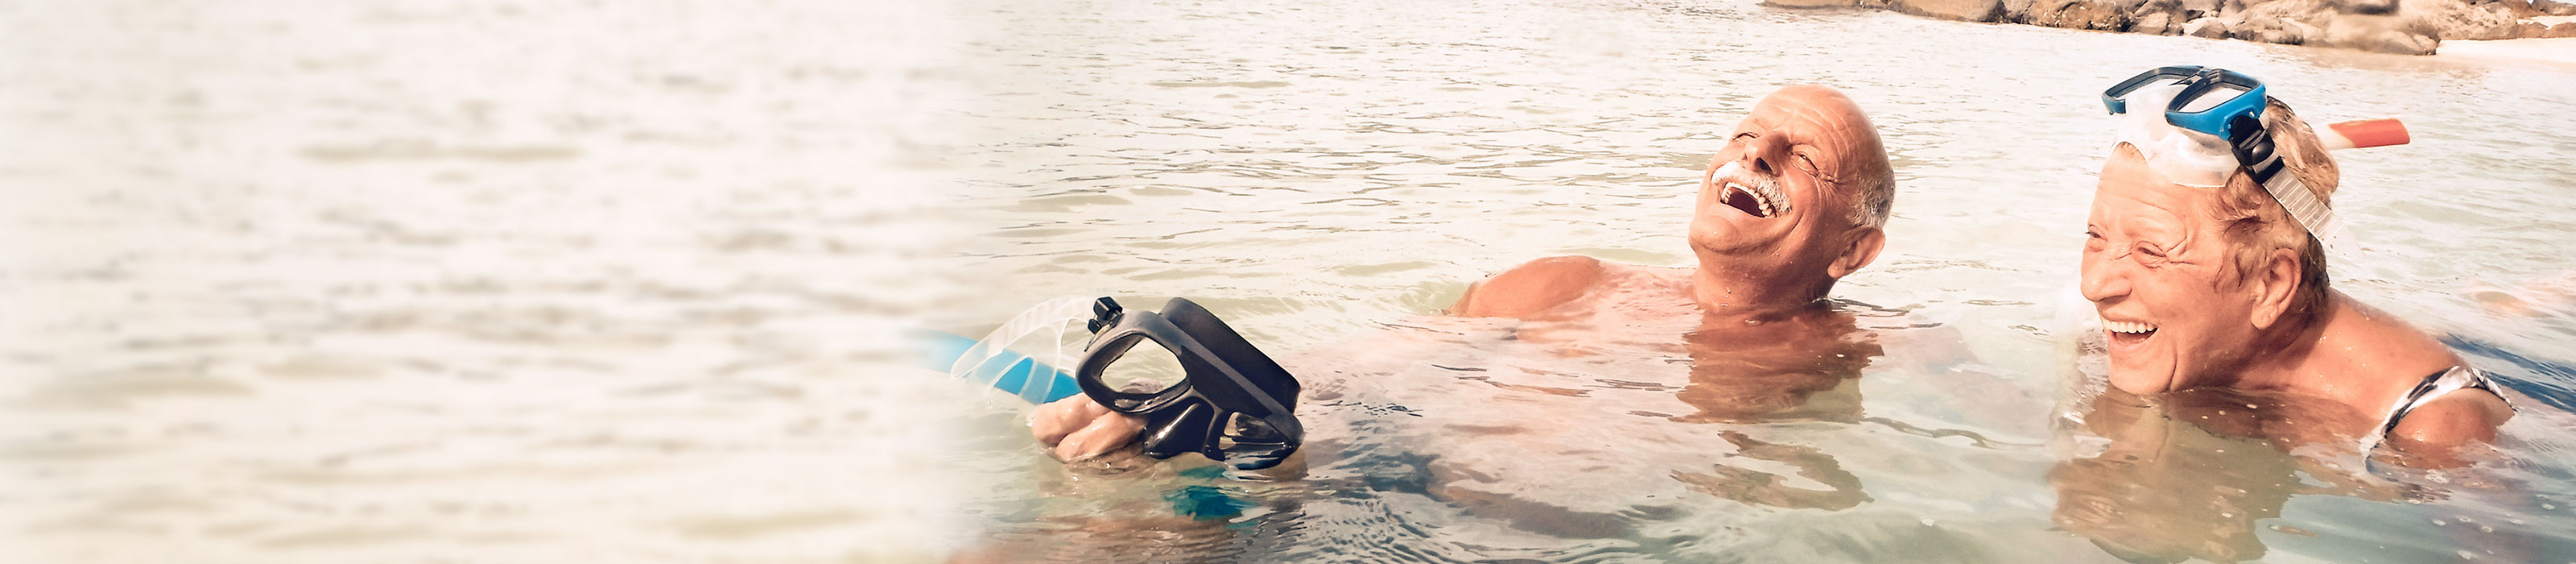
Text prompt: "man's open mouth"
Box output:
[[1719, 180, 1778, 218]]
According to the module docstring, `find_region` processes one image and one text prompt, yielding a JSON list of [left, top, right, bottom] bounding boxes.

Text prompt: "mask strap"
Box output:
[[2229, 116, 2354, 258], [2257, 172, 2354, 257]]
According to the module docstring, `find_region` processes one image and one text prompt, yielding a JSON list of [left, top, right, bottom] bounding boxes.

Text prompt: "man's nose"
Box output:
[[2079, 259, 2130, 304], [1736, 135, 1781, 177]]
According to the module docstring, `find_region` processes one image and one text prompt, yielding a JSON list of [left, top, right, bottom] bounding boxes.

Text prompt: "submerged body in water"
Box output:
[[2047, 380, 2567, 562]]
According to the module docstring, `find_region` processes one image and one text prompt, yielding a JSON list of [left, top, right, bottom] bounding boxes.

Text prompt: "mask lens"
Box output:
[[1093, 337, 1188, 395], [2103, 66, 2202, 114], [2176, 83, 2249, 114], [2108, 78, 2188, 114]]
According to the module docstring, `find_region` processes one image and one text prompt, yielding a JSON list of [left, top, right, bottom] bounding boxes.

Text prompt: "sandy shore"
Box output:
[[2438, 36, 2576, 72]]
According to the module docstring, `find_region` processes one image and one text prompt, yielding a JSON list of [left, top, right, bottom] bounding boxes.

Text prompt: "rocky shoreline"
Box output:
[[1763, 0, 2576, 54]]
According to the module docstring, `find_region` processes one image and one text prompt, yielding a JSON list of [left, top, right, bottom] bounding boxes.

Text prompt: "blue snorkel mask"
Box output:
[[2102, 66, 2267, 140], [2101, 66, 2351, 255]]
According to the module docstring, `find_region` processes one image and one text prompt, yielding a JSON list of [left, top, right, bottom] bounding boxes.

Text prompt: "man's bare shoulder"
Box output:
[[1448, 256, 1611, 319]]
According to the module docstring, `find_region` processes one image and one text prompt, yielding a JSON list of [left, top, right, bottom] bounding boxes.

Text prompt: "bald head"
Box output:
[[1687, 85, 1897, 307], [1748, 85, 1896, 230]]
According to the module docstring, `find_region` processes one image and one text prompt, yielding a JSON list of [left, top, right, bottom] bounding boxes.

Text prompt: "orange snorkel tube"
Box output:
[[2318, 118, 2410, 151]]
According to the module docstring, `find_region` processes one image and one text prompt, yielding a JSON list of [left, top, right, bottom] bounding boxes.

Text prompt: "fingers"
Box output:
[[1030, 396, 1146, 462], [1052, 409, 1147, 462], [1029, 396, 1104, 446]]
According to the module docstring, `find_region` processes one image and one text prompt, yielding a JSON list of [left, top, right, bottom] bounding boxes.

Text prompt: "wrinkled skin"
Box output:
[[1681, 85, 1893, 310], [2079, 146, 2511, 464], [1031, 85, 1897, 461], [2080, 147, 2271, 395]]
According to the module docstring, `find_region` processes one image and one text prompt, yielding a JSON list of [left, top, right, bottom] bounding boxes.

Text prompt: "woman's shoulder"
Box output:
[[2384, 388, 2513, 456], [2311, 294, 2462, 382], [2312, 294, 2514, 462]]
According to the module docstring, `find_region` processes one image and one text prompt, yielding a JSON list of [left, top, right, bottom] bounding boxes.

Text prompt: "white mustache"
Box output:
[[1709, 161, 1789, 217]]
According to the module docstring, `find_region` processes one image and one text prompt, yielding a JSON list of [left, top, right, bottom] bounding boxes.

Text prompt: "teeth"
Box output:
[[2103, 320, 2157, 334], [1724, 181, 1775, 217]]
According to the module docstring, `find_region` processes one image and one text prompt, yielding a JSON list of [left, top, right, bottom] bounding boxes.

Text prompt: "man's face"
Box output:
[[1688, 87, 1881, 274], [2079, 147, 2261, 394]]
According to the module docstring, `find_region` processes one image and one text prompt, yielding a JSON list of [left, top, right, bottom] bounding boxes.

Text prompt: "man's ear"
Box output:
[[1827, 226, 1885, 280], [2249, 247, 2301, 330]]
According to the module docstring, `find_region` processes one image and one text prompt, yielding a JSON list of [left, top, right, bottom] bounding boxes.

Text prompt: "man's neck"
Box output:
[[1687, 263, 1831, 318]]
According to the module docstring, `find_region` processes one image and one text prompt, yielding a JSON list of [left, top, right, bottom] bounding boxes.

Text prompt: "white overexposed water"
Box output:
[[6, 0, 2574, 562], [3, 1, 984, 562]]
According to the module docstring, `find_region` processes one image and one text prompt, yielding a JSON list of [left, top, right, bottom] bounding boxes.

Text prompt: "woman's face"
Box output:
[[2079, 147, 2264, 394]]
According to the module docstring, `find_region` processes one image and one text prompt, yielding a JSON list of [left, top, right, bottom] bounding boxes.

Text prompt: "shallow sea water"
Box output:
[[3, 1, 980, 562], [6, 0, 2574, 562], [935, 0, 2576, 562]]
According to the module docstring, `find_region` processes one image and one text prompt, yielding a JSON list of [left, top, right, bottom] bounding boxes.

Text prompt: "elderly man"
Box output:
[[1447, 84, 1893, 321], [1031, 84, 1901, 461]]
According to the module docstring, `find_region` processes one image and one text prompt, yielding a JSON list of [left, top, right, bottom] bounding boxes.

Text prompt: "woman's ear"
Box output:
[[2248, 247, 2301, 330], [1827, 227, 1886, 280]]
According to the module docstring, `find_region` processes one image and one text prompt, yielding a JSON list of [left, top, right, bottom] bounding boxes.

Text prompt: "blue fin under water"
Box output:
[[913, 330, 1082, 404], [1164, 484, 1254, 522]]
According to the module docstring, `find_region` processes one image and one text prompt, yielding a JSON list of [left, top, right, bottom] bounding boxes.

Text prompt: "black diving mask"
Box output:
[[1075, 297, 1305, 471]]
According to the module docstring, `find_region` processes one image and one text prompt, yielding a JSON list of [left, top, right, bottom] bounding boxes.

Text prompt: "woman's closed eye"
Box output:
[[2132, 242, 2174, 266]]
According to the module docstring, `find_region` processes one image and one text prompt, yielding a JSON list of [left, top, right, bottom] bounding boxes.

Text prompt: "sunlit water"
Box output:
[[934, 0, 2576, 562], [6, 0, 2574, 562], [3, 1, 979, 562]]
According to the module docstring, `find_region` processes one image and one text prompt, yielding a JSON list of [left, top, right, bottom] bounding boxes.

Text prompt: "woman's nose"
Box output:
[[2079, 259, 2130, 304]]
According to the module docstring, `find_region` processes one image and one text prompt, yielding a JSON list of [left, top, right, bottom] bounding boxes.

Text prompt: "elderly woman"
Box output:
[[2078, 67, 2512, 462]]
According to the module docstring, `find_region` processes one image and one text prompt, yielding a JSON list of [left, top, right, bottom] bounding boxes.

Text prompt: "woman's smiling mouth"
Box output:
[[2103, 317, 2157, 348]]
